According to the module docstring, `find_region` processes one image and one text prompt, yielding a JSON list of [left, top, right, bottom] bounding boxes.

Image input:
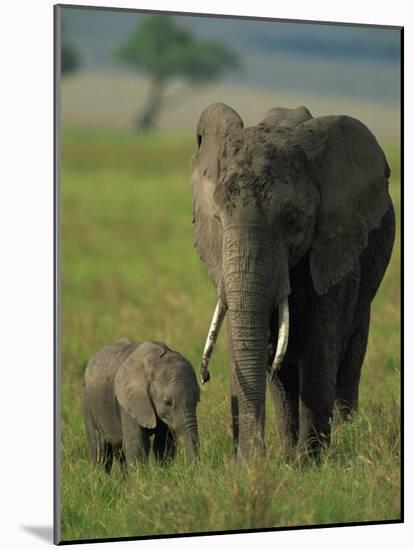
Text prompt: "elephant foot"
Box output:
[[296, 428, 330, 465], [234, 434, 266, 466], [235, 448, 265, 470], [333, 399, 357, 424]]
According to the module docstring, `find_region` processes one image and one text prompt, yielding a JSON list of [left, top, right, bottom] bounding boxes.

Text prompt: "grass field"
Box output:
[[59, 127, 401, 542]]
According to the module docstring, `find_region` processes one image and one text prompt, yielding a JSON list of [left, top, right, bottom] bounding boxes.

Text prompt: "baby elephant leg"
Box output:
[[81, 384, 100, 464], [102, 442, 114, 474], [120, 408, 150, 468], [153, 421, 176, 464], [81, 385, 118, 474]]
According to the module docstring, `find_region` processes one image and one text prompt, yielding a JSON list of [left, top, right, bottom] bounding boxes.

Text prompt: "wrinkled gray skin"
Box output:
[[191, 103, 395, 463], [81, 339, 200, 473]]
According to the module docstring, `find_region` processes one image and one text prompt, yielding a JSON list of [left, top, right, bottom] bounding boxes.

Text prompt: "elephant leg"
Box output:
[[80, 384, 100, 464], [298, 306, 340, 457], [102, 441, 114, 474], [267, 360, 300, 447], [298, 362, 336, 458], [298, 274, 361, 459], [335, 309, 371, 420], [112, 444, 126, 473], [153, 422, 176, 464], [120, 408, 150, 468], [81, 400, 114, 473], [227, 320, 239, 454]]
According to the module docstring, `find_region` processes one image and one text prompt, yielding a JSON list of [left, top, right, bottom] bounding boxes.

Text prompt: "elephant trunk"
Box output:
[[223, 227, 281, 462], [179, 411, 200, 461]]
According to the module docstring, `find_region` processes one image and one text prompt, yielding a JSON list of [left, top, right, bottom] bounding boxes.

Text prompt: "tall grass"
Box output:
[[60, 127, 401, 542]]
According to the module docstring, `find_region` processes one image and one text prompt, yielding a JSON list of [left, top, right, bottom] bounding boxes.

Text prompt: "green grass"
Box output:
[[60, 126, 401, 542]]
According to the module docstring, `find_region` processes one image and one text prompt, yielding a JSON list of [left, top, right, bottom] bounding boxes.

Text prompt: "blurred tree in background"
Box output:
[[116, 15, 240, 130], [61, 20, 80, 76]]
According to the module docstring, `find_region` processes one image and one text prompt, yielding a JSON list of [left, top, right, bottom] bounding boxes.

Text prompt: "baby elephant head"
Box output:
[[115, 341, 200, 460]]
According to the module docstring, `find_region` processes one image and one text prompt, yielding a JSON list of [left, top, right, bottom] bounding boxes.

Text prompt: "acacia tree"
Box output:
[[116, 16, 240, 130], [61, 42, 80, 75], [61, 20, 80, 76]]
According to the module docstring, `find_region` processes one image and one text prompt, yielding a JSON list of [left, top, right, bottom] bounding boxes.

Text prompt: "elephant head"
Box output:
[[191, 103, 391, 461], [115, 342, 200, 460]]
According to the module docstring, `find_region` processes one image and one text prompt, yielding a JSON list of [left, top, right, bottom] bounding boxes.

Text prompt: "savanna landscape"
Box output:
[[60, 127, 400, 542]]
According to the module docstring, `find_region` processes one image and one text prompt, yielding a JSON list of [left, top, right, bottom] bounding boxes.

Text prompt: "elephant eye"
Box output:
[[164, 397, 173, 407]]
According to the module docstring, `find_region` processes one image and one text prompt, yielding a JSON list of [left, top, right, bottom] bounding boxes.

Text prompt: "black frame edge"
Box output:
[[54, 3, 62, 546], [56, 3, 403, 30], [399, 25, 404, 524]]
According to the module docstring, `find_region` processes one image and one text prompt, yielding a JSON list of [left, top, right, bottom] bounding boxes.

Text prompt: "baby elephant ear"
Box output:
[[114, 343, 157, 429], [290, 115, 392, 295]]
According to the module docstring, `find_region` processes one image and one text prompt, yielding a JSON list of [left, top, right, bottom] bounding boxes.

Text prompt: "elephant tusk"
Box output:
[[200, 299, 226, 384], [268, 297, 290, 382]]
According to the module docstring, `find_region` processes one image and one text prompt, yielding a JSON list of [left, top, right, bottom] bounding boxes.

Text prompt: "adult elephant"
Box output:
[[191, 103, 395, 463]]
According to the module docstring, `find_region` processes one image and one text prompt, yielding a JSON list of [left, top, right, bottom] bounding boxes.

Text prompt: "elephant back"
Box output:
[[83, 339, 138, 444]]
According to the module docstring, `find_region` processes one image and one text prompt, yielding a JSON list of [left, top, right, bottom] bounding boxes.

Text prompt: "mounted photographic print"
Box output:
[[54, 3, 403, 544]]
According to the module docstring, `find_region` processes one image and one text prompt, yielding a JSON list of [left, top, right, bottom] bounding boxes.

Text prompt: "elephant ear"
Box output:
[[191, 103, 244, 287], [260, 105, 313, 129], [290, 115, 391, 295], [114, 342, 163, 429]]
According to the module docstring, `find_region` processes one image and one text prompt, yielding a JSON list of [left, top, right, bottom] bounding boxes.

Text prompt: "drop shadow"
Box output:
[[21, 525, 54, 543]]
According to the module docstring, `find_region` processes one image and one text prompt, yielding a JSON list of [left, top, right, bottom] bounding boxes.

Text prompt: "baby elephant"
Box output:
[[81, 338, 200, 473]]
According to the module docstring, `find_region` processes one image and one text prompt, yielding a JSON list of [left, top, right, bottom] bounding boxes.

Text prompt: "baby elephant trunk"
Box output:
[[179, 411, 200, 461]]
